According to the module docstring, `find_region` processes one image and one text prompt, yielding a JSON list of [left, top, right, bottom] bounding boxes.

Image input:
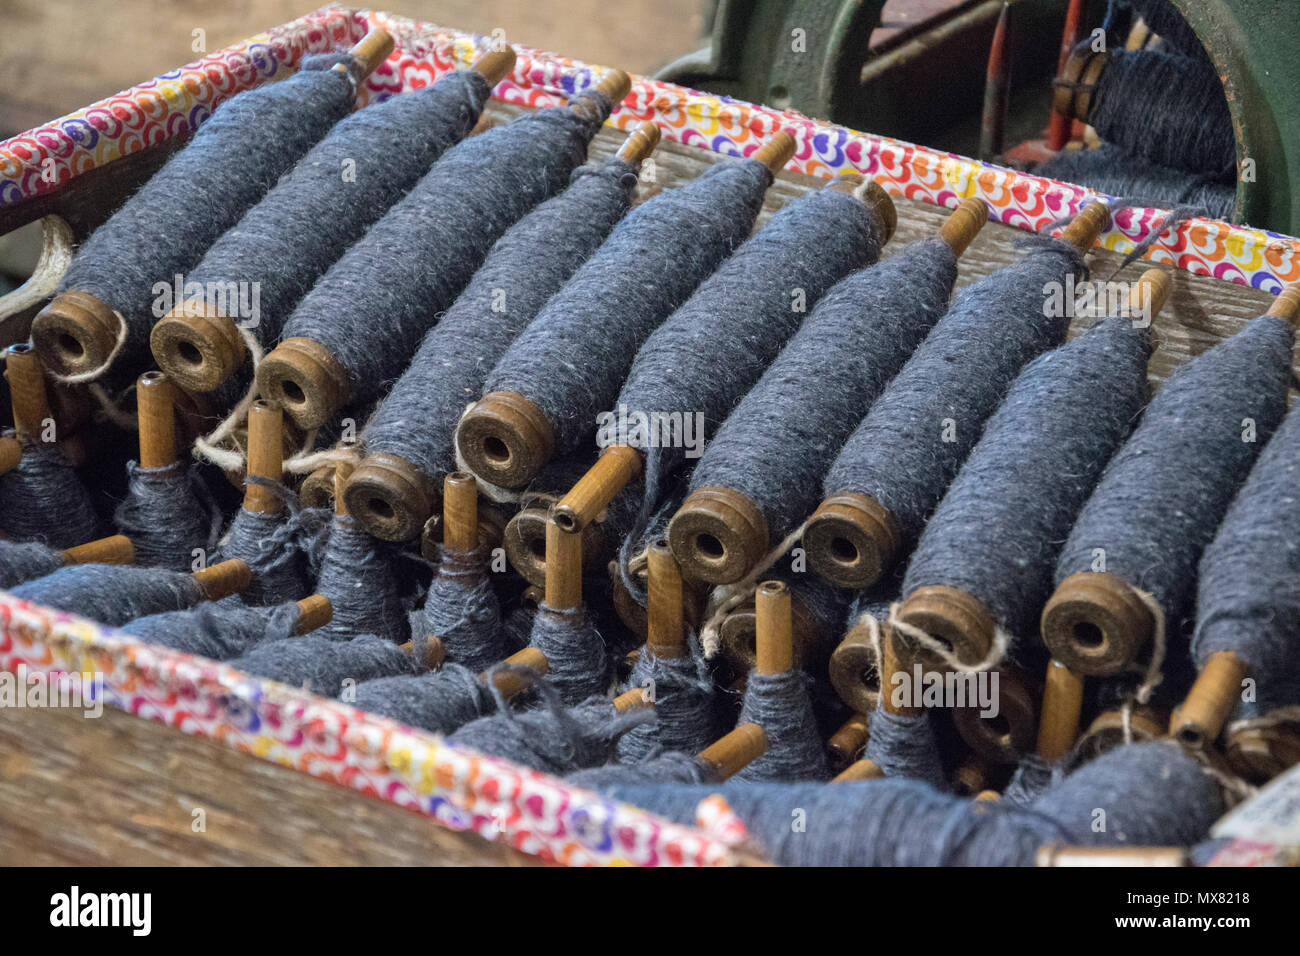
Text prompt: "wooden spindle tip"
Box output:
[[490, 646, 549, 698], [832, 758, 885, 783], [455, 391, 555, 489], [1130, 267, 1172, 320], [826, 713, 870, 771], [804, 492, 900, 589], [255, 337, 350, 431], [896, 584, 996, 669], [0, 435, 21, 476], [342, 452, 437, 542], [951, 669, 1037, 764], [1265, 283, 1300, 326], [299, 465, 337, 510], [696, 722, 768, 782], [667, 485, 768, 585], [62, 534, 134, 567], [399, 635, 445, 671], [858, 179, 898, 245], [645, 538, 686, 659], [30, 290, 120, 377], [615, 121, 661, 166], [594, 68, 632, 105], [613, 687, 653, 714], [1051, 44, 1110, 121], [149, 302, 246, 393], [294, 594, 334, 634], [828, 619, 882, 715], [468, 45, 516, 86], [1060, 199, 1112, 252], [1077, 705, 1167, 760], [754, 579, 793, 675], [1037, 845, 1187, 867], [349, 27, 396, 81], [5, 343, 51, 438], [938, 196, 991, 257], [192, 559, 252, 601], [1170, 650, 1248, 749], [1041, 571, 1153, 676], [552, 444, 642, 534], [751, 130, 797, 175]]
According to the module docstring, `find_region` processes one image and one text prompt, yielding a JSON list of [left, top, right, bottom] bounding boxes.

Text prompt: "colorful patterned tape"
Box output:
[[0, 6, 1290, 867]]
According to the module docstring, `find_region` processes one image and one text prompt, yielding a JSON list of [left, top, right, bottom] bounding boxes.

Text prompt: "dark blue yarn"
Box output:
[[123, 596, 300, 658], [823, 241, 1084, 552], [1194, 400, 1300, 711], [527, 603, 609, 705], [688, 237, 957, 548], [567, 750, 712, 790], [415, 543, 504, 670], [278, 93, 610, 410], [361, 156, 640, 495], [905, 314, 1155, 641], [315, 514, 409, 643], [0, 540, 68, 588], [1122, 0, 1210, 61], [865, 706, 947, 789], [10, 564, 205, 625], [183, 70, 491, 350], [479, 157, 774, 462], [56, 54, 358, 365], [1057, 315, 1294, 633], [231, 632, 419, 697], [1036, 144, 1234, 221], [0, 442, 103, 548], [113, 461, 221, 571], [349, 662, 496, 735], [615, 646, 719, 761], [736, 670, 828, 782]]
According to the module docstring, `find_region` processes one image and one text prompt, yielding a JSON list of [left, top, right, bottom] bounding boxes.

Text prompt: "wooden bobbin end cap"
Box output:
[[0, 435, 21, 476], [1225, 722, 1300, 783], [832, 758, 885, 783], [1051, 45, 1110, 121], [503, 505, 604, 587], [667, 486, 768, 586], [828, 619, 882, 715], [31, 291, 120, 377], [951, 670, 1037, 765], [62, 534, 134, 567], [1077, 705, 1167, 761], [343, 453, 438, 542], [896, 584, 996, 669], [696, 722, 768, 782], [349, 28, 396, 81], [804, 492, 900, 590], [1265, 283, 1300, 327], [594, 68, 633, 105], [256, 337, 350, 431], [294, 594, 334, 635], [468, 46, 516, 86], [750, 130, 798, 175], [720, 596, 820, 674], [1041, 571, 1153, 676], [1060, 200, 1113, 252], [826, 174, 897, 245], [455, 391, 555, 489], [1132, 267, 1172, 320], [149, 303, 246, 393], [615, 122, 662, 166], [299, 465, 337, 510], [938, 196, 991, 257], [192, 559, 252, 601], [552, 444, 642, 533]]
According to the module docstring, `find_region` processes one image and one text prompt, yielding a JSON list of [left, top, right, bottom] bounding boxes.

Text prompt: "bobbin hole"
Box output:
[[57, 333, 84, 360], [280, 379, 306, 407], [528, 536, 545, 560], [830, 536, 859, 566], [483, 436, 511, 464], [695, 533, 726, 562], [1072, 621, 1105, 650], [986, 714, 1011, 743], [367, 497, 394, 520], [177, 341, 203, 367], [1176, 725, 1205, 748], [553, 511, 577, 533]]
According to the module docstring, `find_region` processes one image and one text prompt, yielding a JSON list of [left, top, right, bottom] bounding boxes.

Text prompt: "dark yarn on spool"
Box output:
[[124, 597, 299, 659], [1088, 48, 1235, 176], [905, 314, 1155, 642], [607, 741, 1222, 866], [113, 461, 220, 571], [479, 156, 776, 461], [1123, 0, 1209, 61], [0, 540, 69, 588], [1036, 144, 1234, 222], [232, 633, 419, 697], [10, 564, 205, 626], [349, 662, 496, 735], [1002, 754, 1066, 806], [688, 236, 952, 551], [615, 646, 718, 761], [528, 603, 609, 704], [0, 443, 103, 548], [823, 240, 1085, 559], [866, 706, 947, 789], [316, 514, 409, 643], [53, 54, 359, 368], [567, 750, 712, 790], [277, 91, 611, 412], [1056, 314, 1294, 636], [179, 69, 491, 351], [447, 671, 652, 775], [360, 155, 641, 501], [218, 480, 326, 606], [415, 542, 503, 670], [736, 670, 827, 782], [1193, 401, 1300, 712]]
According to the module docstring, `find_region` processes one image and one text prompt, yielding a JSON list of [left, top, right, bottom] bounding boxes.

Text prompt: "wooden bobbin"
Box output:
[[0, 434, 20, 476], [823, 174, 899, 245], [398, 635, 446, 671], [1075, 703, 1168, 760], [1042, 571, 1156, 676], [696, 723, 768, 782], [192, 558, 252, 601], [6, 343, 54, 449], [299, 465, 336, 510], [149, 298, 248, 394], [750, 130, 799, 175], [1036, 845, 1187, 867], [1060, 199, 1112, 251], [1050, 45, 1111, 122], [938, 195, 991, 258], [804, 492, 902, 590], [667, 485, 769, 586], [827, 713, 870, 773], [951, 666, 1038, 765], [896, 584, 997, 670], [294, 594, 334, 635], [501, 503, 601, 586], [347, 28, 397, 82], [255, 337, 352, 432], [545, 514, 583, 613], [952, 756, 999, 797], [30, 289, 122, 378], [552, 445, 642, 534], [1265, 282, 1300, 328], [831, 757, 885, 783], [754, 579, 793, 676], [422, 503, 507, 562], [828, 616, 883, 716], [613, 686, 654, 714], [718, 589, 829, 674], [135, 371, 178, 469], [1170, 650, 1249, 748], [486, 646, 550, 700], [615, 121, 662, 166], [442, 472, 479, 554], [569, 69, 632, 122], [1036, 659, 1085, 761], [455, 391, 556, 490], [878, 625, 920, 718], [62, 534, 134, 567], [243, 400, 285, 516], [468, 46, 517, 87], [645, 539, 686, 660], [1225, 717, 1300, 783]]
